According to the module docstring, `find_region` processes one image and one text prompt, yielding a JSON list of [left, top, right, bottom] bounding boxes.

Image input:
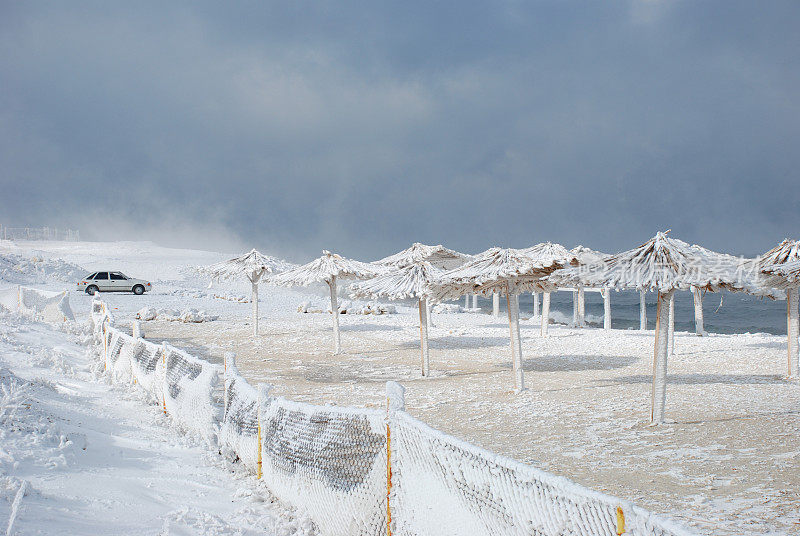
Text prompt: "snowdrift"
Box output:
[[0, 253, 87, 284], [0, 285, 74, 322]]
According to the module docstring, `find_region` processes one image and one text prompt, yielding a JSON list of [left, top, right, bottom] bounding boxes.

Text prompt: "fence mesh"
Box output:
[[163, 345, 220, 442], [220, 358, 260, 471], [129, 339, 165, 404], [259, 396, 388, 536], [390, 411, 692, 536]]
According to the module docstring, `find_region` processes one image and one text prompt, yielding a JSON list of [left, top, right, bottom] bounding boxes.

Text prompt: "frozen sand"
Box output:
[[136, 290, 799, 536]]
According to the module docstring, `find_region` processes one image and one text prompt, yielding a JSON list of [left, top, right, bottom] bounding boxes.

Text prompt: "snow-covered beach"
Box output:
[[1, 240, 798, 535]]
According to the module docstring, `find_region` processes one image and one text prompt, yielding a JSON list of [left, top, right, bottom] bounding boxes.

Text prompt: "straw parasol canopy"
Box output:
[[520, 242, 581, 333], [198, 249, 291, 337], [758, 239, 800, 288], [431, 247, 569, 300], [569, 245, 609, 266], [550, 231, 757, 423], [373, 242, 471, 270], [429, 247, 572, 392], [757, 239, 800, 377], [271, 251, 384, 353], [351, 261, 443, 376], [552, 233, 756, 293], [569, 245, 612, 328], [762, 259, 800, 288]]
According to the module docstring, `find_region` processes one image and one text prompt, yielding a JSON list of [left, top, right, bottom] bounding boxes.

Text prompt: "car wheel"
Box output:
[[86, 285, 99, 295], [132, 285, 145, 295]]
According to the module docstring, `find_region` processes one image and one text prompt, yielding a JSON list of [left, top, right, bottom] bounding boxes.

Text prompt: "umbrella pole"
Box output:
[[251, 281, 259, 337], [329, 276, 341, 354], [493, 292, 500, 318], [541, 292, 550, 337], [603, 288, 611, 330], [692, 287, 705, 336], [572, 289, 578, 325], [651, 290, 672, 424], [668, 293, 675, 356], [639, 290, 647, 330], [419, 298, 430, 376], [506, 289, 524, 392], [787, 288, 799, 377], [464, 295, 469, 309], [532, 291, 539, 318], [472, 294, 478, 309], [425, 299, 433, 330], [577, 286, 585, 327]]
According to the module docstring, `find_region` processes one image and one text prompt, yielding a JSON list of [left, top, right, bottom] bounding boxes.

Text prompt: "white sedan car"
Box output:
[[77, 271, 152, 295]]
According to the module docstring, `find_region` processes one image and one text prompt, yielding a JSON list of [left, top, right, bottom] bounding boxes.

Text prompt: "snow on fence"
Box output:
[[0, 225, 80, 241], [259, 396, 388, 536], [390, 410, 688, 536], [220, 355, 260, 472], [162, 344, 221, 441], [0, 285, 74, 322], [89, 299, 696, 536]]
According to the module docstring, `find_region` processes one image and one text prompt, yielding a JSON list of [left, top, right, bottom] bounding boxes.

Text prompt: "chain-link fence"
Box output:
[[0, 225, 80, 241], [90, 299, 697, 536]]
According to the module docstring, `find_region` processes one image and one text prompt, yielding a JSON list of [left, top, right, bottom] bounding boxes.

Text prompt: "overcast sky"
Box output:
[[2, 1, 799, 261]]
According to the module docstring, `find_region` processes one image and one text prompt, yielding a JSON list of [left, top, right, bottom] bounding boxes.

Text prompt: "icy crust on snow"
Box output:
[[162, 345, 221, 443], [390, 411, 693, 536], [220, 358, 260, 472], [258, 396, 388, 536]]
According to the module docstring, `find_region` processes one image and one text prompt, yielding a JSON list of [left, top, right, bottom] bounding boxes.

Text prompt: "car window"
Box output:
[[110, 272, 127, 280], [94, 272, 109, 280], [86, 272, 97, 280]]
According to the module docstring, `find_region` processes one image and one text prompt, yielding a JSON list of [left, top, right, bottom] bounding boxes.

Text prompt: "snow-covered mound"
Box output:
[[136, 306, 218, 323], [297, 300, 396, 315], [0, 253, 88, 285]]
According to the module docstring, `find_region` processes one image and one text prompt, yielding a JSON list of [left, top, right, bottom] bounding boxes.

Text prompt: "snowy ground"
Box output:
[[0, 312, 317, 535], [2, 240, 800, 535]]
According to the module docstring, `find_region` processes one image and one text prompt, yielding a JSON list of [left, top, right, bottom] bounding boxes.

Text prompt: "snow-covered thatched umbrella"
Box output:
[[429, 247, 570, 392], [758, 239, 800, 377], [373, 242, 470, 270], [524, 242, 579, 337], [570, 245, 611, 329], [373, 242, 470, 327], [550, 231, 753, 424], [351, 261, 442, 376], [271, 251, 383, 354], [198, 249, 290, 337]]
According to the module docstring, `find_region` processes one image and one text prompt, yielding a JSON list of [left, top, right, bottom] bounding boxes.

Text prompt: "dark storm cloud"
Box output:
[[2, 1, 799, 260]]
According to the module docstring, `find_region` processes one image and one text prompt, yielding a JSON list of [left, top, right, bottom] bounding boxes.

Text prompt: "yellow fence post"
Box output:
[[385, 381, 405, 536], [256, 384, 271, 481], [161, 343, 167, 415], [257, 421, 262, 480]]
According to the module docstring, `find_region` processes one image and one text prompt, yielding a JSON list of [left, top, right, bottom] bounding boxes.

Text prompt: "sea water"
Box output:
[[471, 289, 789, 335]]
